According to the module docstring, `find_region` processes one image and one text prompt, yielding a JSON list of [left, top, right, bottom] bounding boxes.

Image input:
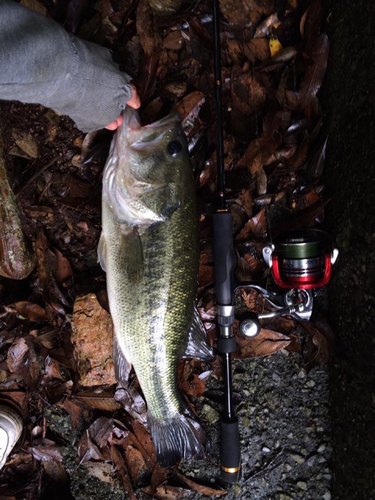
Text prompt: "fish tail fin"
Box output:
[[148, 411, 208, 467]]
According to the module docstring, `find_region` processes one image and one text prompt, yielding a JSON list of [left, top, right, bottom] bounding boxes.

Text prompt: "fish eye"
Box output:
[[167, 140, 182, 157]]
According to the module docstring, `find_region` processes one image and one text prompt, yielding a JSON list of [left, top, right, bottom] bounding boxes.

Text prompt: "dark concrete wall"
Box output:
[[324, 1, 375, 498]]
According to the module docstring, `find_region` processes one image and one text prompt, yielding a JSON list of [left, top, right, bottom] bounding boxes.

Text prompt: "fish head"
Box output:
[[103, 108, 193, 226]]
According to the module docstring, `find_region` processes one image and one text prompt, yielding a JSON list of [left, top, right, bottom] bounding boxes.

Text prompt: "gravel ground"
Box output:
[[180, 352, 332, 500], [58, 350, 332, 500]]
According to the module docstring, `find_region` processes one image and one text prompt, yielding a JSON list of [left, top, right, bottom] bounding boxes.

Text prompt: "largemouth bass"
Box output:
[[99, 108, 213, 466]]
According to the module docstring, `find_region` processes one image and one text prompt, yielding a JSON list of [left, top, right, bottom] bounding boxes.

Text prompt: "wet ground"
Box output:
[[324, 0, 375, 498]]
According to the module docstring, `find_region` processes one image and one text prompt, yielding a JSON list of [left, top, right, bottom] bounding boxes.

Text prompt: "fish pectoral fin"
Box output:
[[118, 226, 144, 284], [183, 305, 215, 362], [113, 336, 132, 383], [98, 232, 107, 272]]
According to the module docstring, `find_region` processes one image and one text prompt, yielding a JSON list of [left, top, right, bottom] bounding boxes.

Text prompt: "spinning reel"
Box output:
[[238, 229, 339, 339]]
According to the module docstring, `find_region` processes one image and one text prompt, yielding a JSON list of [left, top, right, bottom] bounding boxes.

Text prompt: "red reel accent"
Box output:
[[271, 254, 332, 290]]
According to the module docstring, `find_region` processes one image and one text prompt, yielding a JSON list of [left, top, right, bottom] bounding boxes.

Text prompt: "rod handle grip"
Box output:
[[220, 418, 241, 483], [213, 212, 237, 305]]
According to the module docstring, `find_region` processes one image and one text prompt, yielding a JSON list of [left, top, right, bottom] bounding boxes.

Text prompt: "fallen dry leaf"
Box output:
[[58, 398, 83, 429], [131, 420, 157, 465], [28, 439, 63, 462], [136, 0, 161, 55], [231, 68, 267, 116], [83, 461, 118, 487], [110, 445, 137, 500], [175, 471, 227, 496], [298, 33, 329, 111], [163, 31, 185, 51], [45, 355, 63, 380], [12, 131, 38, 159], [78, 431, 103, 463], [7, 301, 47, 323], [73, 388, 121, 411], [236, 208, 267, 241], [124, 444, 147, 482], [175, 91, 205, 127], [301, 321, 330, 372], [307, 137, 328, 181], [237, 134, 281, 174], [7, 337, 29, 373], [54, 248, 73, 285], [180, 369, 206, 398], [143, 485, 191, 499], [235, 328, 291, 358], [20, 0, 47, 15], [115, 383, 147, 425]]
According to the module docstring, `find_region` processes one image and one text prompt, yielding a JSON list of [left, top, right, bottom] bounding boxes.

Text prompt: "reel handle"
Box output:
[[220, 418, 241, 483]]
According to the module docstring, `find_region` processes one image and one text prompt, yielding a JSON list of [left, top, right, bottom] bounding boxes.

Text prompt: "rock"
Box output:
[[201, 404, 219, 424], [71, 294, 116, 386], [323, 493, 331, 500], [318, 443, 326, 453], [297, 481, 307, 490], [291, 454, 305, 464]]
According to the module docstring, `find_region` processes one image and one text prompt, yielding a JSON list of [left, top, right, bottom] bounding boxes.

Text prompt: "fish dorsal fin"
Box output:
[[119, 225, 144, 284], [183, 305, 215, 361], [113, 335, 132, 383], [98, 232, 107, 272]]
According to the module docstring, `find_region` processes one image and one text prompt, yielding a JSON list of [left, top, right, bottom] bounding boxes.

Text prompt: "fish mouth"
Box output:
[[122, 106, 142, 131], [122, 107, 180, 132], [121, 109, 182, 149]]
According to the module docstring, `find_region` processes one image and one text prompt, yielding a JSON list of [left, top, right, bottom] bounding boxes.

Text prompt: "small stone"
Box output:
[[262, 446, 271, 453], [297, 481, 307, 491], [285, 463, 292, 471], [233, 485, 242, 496], [298, 369, 307, 379], [306, 379, 315, 387], [202, 404, 219, 424], [323, 492, 331, 500], [318, 444, 326, 453], [279, 495, 292, 500], [291, 454, 305, 464], [306, 456, 316, 467]]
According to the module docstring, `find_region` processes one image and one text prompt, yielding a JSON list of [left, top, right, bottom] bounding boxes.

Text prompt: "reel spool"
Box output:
[[263, 229, 339, 290]]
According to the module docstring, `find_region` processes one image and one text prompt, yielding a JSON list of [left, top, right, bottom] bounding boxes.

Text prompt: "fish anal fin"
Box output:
[[184, 305, 215, 362], [113, 336, 132, 383], [98, 232, 107, 272]]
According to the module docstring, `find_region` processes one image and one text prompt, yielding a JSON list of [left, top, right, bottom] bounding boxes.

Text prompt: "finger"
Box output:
[[126, 86, 141, 109], [105, 116, 123, 131]]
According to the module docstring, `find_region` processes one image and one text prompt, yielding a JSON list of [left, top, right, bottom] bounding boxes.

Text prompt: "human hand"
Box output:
[[105, 85, 141, 131]]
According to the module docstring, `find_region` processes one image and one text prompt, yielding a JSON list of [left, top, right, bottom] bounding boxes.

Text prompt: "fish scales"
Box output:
[[103, 198, 198, 419]]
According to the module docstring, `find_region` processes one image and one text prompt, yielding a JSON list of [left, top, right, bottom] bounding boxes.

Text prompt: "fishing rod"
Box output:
[[211, 0, 339, 484], [211, 0, 241, 483]]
